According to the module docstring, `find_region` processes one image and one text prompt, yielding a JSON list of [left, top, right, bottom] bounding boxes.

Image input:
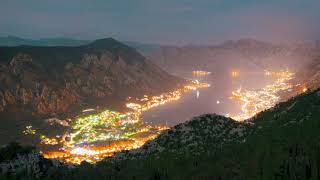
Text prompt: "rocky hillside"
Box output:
[[107, 114, 251, 162], [0, 38, 183, 119]]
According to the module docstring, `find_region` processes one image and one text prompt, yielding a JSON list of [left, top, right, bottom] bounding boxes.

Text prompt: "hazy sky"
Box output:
[[1, 0, 319, 45]]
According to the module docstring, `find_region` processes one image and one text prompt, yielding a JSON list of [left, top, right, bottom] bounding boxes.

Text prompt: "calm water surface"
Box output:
[[142, 70, 275, 125]]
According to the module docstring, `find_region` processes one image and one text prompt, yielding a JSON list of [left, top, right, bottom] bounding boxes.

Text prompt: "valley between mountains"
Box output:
[[0, 37, 319, 179]]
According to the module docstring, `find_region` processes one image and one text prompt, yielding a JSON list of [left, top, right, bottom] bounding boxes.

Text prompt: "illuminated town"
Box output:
[[40, 80, 210, 164], [230, 70, 295, 121]]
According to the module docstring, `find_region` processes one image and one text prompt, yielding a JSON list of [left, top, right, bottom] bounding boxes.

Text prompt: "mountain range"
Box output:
[[1, 36, 319, 75]]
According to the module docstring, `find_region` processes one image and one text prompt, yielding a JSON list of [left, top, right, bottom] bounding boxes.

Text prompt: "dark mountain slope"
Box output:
[[0, 38, 184, 141], [0, 38, 146, 69]]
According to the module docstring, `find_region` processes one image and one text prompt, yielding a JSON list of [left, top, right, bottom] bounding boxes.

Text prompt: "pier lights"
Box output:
[[231, 70, 239, 78]]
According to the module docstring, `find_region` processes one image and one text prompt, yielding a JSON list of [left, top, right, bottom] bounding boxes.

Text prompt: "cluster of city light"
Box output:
[[42, 137, 160, 164], [40, 135, 59, 145], [126, 80, 210, 112], [40, 80, 210, 164], [230, 70, 294, 121], [41, 110, 168, 164], [22, 125, 36, 135], [45, 118, 70, 127], [192, 70, 211, 76]]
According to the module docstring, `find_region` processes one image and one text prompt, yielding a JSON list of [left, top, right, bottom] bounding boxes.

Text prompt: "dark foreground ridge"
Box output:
[[1, 88, 320, 179]]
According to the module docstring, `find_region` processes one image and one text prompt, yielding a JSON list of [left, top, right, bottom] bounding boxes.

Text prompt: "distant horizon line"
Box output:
[[0, 35, 319, 47]]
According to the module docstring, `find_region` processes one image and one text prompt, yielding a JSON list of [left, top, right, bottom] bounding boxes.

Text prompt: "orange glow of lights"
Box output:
[[231, 70, 240, 78], [302, 87, 308, 93]]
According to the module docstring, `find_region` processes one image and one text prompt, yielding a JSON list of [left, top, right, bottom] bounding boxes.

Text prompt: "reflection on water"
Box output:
[[143, 72, 239, 125], [143, 69, 294, 124]]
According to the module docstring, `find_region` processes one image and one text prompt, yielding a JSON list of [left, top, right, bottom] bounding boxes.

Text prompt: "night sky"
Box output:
[[1, 0, 319, 45]]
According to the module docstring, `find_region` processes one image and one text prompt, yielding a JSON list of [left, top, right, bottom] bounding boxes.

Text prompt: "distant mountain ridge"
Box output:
[[0, 36, 92, 47], [0, 36, 164, 57], [135, 39, 320, 93], [3, 37, 318, 73], [133, 39, 319, 71]]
